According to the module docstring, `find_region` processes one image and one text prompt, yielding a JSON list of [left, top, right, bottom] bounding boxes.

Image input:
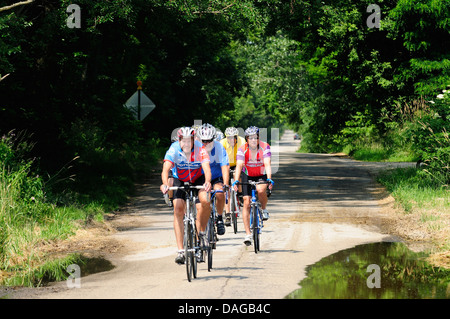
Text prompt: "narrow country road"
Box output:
[[9, 130, 410, 299]]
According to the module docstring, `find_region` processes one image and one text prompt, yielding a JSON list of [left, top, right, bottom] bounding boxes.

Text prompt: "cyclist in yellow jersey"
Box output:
[[220, 127, 245, 225]]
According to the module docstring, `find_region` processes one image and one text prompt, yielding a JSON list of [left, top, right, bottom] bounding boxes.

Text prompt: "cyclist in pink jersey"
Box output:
[[160, 126, 212, 264], [233, 126, 274, 246]]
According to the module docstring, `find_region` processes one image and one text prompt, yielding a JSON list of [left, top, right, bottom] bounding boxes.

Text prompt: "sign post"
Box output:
[[124, 81, 156, 121]]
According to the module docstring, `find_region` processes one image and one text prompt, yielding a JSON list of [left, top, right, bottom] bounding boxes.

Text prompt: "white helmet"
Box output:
[[177, 126, 195, 139], [225, 127, 239, 137], [245, 126, 259, 137], [197, 123, 216, 141], [215, 131, 224, 141]]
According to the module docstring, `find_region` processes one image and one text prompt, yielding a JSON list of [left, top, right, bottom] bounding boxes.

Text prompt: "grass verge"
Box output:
[[377, 167, 450, 268], [342, 142, 418, 162]]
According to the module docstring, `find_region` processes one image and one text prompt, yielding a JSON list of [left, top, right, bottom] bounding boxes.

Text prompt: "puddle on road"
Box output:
[[286, 242, 450, 299]]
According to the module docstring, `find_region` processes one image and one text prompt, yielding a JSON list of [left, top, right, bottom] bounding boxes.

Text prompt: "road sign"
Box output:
[[124, 89, 156, 121]]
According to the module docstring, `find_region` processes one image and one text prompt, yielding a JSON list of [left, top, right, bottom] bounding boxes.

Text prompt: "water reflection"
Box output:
[[286, 242, 450, 299]]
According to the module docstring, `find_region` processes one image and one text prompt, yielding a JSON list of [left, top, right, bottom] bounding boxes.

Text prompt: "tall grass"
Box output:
[[343, 142, 418, 162], [0, 163, 89, 284], [377, 168, 449, 213], [0, 133, 107, 286]]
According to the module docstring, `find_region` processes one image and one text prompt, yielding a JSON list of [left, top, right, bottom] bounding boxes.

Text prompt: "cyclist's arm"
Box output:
[[263, 157, 271, 180], [161, 160, 173, 193], [263, 157, 273, 189], [201, 161, 212, 192], [233, 160, 244, 187], [222, 164, 230, 186]]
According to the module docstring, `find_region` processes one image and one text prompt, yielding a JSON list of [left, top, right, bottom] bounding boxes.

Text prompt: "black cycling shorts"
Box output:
[[241, 174, 267, 197], [172, 176, 205, 203]]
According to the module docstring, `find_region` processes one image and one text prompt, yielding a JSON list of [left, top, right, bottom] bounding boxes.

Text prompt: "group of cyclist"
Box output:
[[160, 123, 274, 264]]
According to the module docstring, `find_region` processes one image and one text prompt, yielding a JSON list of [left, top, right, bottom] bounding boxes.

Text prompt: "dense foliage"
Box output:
[[1, 0, 448, 187], [264, 0, 449, 185]]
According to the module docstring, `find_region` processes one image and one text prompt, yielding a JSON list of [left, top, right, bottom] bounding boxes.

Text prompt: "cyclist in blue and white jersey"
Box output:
[[197, 123, 230, 236]]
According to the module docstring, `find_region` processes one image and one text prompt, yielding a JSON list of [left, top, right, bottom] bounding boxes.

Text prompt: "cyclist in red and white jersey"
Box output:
[[233, 126, 274, 246], [160, 126, 212, 264]]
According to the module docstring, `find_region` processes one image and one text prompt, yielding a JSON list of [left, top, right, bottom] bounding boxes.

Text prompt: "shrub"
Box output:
[[407, 89, 450, 186]]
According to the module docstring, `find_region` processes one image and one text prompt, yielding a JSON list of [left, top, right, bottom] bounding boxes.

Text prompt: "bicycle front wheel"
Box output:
[[251, 206, 260, 253], [206, 215, 215, 271], [191, 202, 198, 279], [231, 191, 238, 234], [184, 220, 194, 282]]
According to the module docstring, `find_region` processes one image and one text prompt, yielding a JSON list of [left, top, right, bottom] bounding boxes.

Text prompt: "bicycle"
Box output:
[[168, 183, 204, 282], [236, 180, 270, 253]]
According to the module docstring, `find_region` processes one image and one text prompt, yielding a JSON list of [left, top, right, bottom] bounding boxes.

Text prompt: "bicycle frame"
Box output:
[[250, 185, 262, 253], [239, 180, 269, 253], [169, 183, 203, 282]]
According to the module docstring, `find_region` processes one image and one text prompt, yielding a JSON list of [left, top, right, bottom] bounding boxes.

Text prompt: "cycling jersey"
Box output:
[[164, 140, 210, 183], [220, 135, 246, 167], [204, 141, 229, 180], [236, 141, 271, 176]]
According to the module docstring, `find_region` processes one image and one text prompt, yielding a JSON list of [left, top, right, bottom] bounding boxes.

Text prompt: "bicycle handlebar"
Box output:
[[240, 181, 269, 185], [234, 180, 270, 186], [168, 185, 204, 191]]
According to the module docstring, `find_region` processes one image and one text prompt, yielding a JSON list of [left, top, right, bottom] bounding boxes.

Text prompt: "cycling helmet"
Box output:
[[197, 123, 216, 141], [191, 123, 201, 132], [177, 126, 195, 139], [244, 126, 259, 137], [215, 131, 224, 141], [225, 127, 239, 137]]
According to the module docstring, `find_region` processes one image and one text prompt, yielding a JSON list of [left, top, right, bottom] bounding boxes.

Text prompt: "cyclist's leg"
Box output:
[[194, 176, 210, 234], [256, 175, 269, 220], [196, 191, 211, 231], [241, 173, 252, 238], [212, 178, 226, 235], [212, 178, 225, 216], [242, 196, 252, 234], [256, 175, 268, 210], [225, 167, 233, 215]]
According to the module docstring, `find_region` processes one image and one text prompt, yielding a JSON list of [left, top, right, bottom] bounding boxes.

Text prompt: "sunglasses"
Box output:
[[248, 136, 258, 140], [202, 139, 214, 144]]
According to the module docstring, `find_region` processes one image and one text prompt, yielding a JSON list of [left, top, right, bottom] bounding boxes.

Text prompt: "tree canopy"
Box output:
[[1, 0, 449, 188]]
